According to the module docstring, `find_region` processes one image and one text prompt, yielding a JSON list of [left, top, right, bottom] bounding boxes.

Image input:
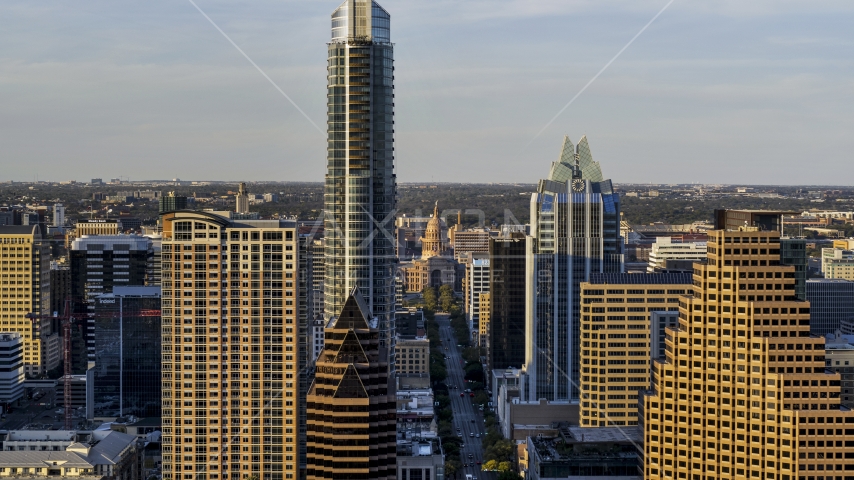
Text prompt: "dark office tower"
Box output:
[[92, 286, 161, 418], [159, 193, 188, 214], [525, 135, 623, 402], [49, 263, 71, 315], [806, 278, 854, 336], [297, 232, 317, 478], [323, 0, 396, 355], [488, 232, 527, 372], [70, 235, 152, 363], [306, 288, 396, 480], [780, 237, 807, 301]]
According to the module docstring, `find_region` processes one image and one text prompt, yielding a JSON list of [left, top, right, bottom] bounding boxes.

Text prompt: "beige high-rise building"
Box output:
[[160, 211, 299, 480], [643, 228, 854, 480], [578, 273, 691, 427], [0, 226, 60, 376]]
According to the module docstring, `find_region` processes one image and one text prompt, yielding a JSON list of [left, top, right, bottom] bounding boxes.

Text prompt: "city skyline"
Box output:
[[2, 1, 853, 184]]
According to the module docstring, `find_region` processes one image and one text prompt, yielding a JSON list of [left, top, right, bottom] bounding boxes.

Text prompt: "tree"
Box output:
[[482, 460, 499, 471], [445, 460, 461, 477], [430, 360, 447, 383], [440, 294, 455, 313], [423, 286, 437, 311], [464, 363, 484, 383], [498, 470, 523, 480], [497, 461, 512, 472]]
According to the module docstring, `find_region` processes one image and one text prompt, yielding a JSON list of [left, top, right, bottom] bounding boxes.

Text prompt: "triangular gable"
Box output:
[[333, 329, 370, 365], [333, 364, 368, 399], [329, 287, 372, 330]]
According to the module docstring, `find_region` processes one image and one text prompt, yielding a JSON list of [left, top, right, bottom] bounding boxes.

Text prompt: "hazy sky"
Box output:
[[2, 0, 853, 184]]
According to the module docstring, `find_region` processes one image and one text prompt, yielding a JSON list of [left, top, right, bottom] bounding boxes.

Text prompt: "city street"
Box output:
[[438, 314, 496, 480], [0, 387, 59, 430]]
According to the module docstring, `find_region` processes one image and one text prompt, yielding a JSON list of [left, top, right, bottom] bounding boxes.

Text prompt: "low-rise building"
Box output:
[[646, 237, 706, 273], [396, 439, 444, 480], [396, 383, 437, 440], [526, 426, 642, 480], [396, 338, 430, 376], [822, 248, 854, 280], [0, 428, 138, 479]]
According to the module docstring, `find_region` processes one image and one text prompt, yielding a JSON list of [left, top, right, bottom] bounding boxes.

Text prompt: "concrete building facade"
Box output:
[[642, 228, 854, 480], [159, 210, 300, 480], [646, 237, 707, 273], [578, 273, 691, 426], [822, 248, 854, 280]]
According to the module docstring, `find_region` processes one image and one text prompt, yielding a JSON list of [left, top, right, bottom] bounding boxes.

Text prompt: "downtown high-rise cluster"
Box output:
[[2, 1, 854, 480]]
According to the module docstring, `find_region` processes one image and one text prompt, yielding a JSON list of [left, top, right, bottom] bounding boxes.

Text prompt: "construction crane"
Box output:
[[26, 299, 161, 429], [26, 298, 77, 430]]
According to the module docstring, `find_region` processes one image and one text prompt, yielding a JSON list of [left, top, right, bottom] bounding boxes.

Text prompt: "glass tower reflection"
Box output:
[[93, 286, 161, 418]]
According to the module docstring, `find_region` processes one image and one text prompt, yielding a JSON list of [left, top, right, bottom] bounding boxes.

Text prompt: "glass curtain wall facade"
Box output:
[[525, 136, 623, 403], [324, 0, 396, 358], [93, 287, 162, 418]]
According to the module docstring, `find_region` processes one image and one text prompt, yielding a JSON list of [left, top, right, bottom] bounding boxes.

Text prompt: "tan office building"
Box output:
[[160, 211, 299, 480], [643, 228, 854, 480], [0, 225, 60, 376], [579, 273, 691, 427], [306, 289, 396, 480], [479, 292, 490, 350], [395, 338, 430, 375]]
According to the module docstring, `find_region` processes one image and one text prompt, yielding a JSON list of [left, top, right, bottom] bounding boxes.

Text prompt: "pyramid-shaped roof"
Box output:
[[333, 329, 370, 365], [329, 287, 373, 330], [333, 364, 368, 399]]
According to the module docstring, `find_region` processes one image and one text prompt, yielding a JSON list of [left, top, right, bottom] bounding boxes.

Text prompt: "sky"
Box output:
[[1, 0, 853, 185]]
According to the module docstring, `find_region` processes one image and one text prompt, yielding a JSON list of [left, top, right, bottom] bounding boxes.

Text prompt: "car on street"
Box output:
[[470, 419, 475, 423], [469, 392, 475, 397], [460, 393, 464, 397], [469, 432, 474, 437]]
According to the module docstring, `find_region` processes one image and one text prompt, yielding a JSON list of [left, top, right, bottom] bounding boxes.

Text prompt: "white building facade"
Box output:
[[0, 332, 24, 404], [647, 237, 707, 272]]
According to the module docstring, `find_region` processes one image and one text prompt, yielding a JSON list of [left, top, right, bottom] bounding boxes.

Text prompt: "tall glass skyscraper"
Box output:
[[324, 0, 396, 351], [524, 136, 623, 402]]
